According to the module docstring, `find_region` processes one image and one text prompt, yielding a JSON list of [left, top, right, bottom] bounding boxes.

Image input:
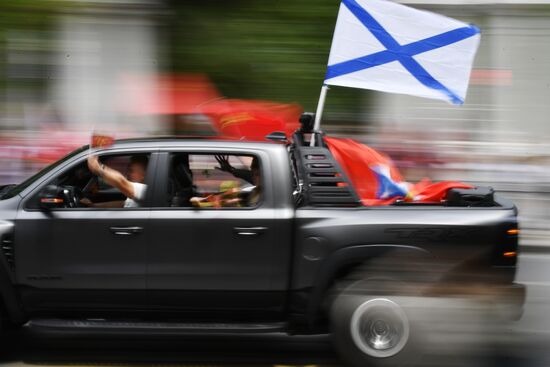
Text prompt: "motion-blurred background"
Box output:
[[0, 0, 549, 262], [1, 1, 550, 365], [4, 0, 550, 245]]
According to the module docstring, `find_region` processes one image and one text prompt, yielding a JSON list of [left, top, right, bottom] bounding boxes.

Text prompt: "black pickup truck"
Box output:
[[0, 130, 524, 366]]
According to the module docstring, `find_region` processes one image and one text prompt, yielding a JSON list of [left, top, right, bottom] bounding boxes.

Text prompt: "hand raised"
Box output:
[[87, 155, 101, 174], [215, 155, 233, 173]]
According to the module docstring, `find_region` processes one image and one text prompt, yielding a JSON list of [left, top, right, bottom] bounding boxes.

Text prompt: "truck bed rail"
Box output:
[[292, 133, 360, 207]]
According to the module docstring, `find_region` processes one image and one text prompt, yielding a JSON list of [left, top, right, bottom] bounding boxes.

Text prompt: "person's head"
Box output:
[[250, 157, 260, 186], [128, 155, 148, 183]]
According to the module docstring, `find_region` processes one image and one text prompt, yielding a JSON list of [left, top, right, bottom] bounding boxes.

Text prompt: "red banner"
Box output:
[[324, 137, 471, 205]]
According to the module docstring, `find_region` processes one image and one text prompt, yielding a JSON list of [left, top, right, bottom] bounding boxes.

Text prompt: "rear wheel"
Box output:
[[349, 298, 410, 359], [331, 291, 423, 367]]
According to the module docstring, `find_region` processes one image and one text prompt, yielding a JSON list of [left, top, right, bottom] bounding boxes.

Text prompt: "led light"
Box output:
[[507, 228, 520, 235], [503, 251, 517, 258]]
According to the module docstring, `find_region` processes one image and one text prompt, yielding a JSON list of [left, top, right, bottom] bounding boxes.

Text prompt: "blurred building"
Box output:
[[2, 0, 165, 134], [53, 0, 165, 135]]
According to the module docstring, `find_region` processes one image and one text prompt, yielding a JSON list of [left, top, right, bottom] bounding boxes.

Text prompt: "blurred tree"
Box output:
[[169, 0, 364, 117], [0, 1, 62, 30]]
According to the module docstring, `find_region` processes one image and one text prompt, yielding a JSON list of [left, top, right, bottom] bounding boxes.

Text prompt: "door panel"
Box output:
[[146, 151, 285, 316], [15, 210, 149, 314], [147, 208, 280, 312], [13, 150, 158, 316], [148, 209, 276, 291]]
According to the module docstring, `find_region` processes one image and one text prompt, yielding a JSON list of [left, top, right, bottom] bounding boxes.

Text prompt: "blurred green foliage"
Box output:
[[0, 1, 63, 29], [170, 0, 364, 115]]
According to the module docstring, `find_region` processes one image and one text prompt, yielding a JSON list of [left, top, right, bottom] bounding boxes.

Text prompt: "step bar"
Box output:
[[27, 318, 288, 335]]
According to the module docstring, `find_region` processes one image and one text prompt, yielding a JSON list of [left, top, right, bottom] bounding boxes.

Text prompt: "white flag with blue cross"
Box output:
[[324, 0, 481, 104]]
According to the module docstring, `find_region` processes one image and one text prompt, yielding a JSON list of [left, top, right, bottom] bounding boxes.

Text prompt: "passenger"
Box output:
[[218, 180, 242, 207], [190, 157, 261, 208], [216, 156, 261, 206], [247, 157, 261, 206], [215, 155, 254, 184], [190, 180, 241, 208], [81, 155, 148, 208]]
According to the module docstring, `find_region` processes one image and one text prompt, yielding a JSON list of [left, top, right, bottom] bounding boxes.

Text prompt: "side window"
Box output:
[[27, 153, 151, 209], [166, 153, 262, 209]]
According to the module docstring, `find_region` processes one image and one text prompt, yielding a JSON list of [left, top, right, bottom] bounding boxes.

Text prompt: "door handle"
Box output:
[[110, 226, 143, 236], [233, 227, 267, 236]]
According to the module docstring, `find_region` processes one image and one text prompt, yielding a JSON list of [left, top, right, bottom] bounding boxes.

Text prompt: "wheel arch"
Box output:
[[305, 244, 432, 326]]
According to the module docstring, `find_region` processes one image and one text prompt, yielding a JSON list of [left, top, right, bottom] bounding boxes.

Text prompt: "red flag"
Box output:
[[410, 179, 472, 202], [324, 137, 472, 205], [91, 133, 114, 148], [201, 99, 302, 141], [325, 137, 404, 205]]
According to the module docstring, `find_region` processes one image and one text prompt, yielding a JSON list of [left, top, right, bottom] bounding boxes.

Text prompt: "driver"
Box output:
[[81, 154, 148, 208]]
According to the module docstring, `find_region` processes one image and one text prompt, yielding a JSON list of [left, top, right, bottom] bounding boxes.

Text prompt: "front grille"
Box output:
[[2, 235, 14, 271]]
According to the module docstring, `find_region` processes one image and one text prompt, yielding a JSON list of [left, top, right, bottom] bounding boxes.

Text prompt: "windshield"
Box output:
[[1, 145, 89, 200]]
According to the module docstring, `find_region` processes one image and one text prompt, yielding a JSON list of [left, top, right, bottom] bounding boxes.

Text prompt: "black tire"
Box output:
[[330, 280, 425, 367]]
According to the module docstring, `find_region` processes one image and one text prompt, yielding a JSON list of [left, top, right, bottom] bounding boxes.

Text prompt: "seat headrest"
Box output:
[[172, 155, 193, 188]]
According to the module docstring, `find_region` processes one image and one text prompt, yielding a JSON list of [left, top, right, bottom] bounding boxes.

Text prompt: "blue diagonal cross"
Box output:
[[325, 0, 480, 104]]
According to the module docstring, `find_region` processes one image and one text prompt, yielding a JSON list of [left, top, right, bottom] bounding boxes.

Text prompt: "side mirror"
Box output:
[[39, 185, 65, 210]]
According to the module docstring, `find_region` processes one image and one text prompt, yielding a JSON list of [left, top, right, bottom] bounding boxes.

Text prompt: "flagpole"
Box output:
[[310, 84, 329, 146]]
